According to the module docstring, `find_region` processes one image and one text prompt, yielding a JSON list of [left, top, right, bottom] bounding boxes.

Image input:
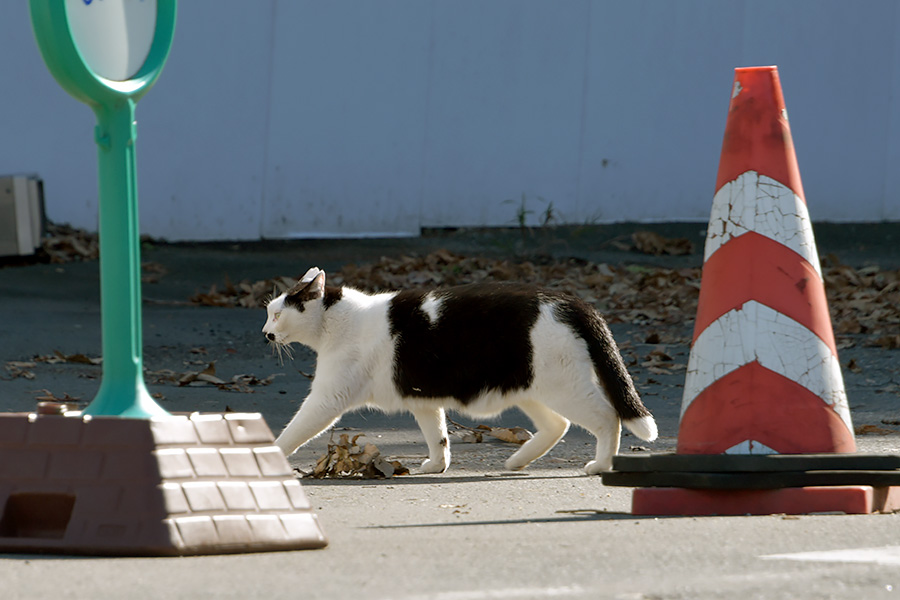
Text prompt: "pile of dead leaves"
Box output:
[[38, 223, 167, 282], [190, 276, 297, 308], [332, 250, 702, 325], [42, 223, 99, 263], [22, 223, 900, 346], [145, 361, 279, 393], [4, 351, 278, 396], [3, 351, 102, 381], [187, 245, 900, 348], [197, 248, 703, 325], [307, 433, 409, 479], [823, 255, 900, 346], [329, 250, 900, 345]]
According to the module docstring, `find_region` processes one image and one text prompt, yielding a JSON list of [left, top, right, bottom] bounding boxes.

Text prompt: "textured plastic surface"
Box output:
[[0, 412, 327, 555]]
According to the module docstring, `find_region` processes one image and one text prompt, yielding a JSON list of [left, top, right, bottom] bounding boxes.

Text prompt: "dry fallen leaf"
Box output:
[[33, 389, 82, 403], [486, 426, 534, 444], [871, 335, 900, 349], [141, 261, 168, 284], [631, 231, 694, 256], [641, 347, 685, 375], [179, 362, 225, 386], [167, 362, 279, 393], [4, 361, 37, 380], [223, 373, 279, 393], [448, 419, 533, 445], [854, 424, 898, 436], [34, 351, 102, 365]]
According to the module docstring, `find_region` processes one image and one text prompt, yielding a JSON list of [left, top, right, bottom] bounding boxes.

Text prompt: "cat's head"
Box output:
[[262, 267, 326, 348]]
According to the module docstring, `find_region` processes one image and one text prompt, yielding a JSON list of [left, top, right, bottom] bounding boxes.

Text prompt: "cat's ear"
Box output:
[[286, 269, 326, 303], [309, 271, 326, 298], [299, 267, 322, 283]]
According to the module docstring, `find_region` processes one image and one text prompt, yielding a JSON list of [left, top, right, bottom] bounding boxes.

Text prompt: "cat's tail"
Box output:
[[623, 414, 658, 442], [555, 299, 658, 442]]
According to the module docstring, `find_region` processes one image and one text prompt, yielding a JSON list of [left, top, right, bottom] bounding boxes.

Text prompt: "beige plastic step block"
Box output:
[[0, 412, 326, 555]]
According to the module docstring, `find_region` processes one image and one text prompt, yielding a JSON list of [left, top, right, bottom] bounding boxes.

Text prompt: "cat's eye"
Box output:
[[273, 311, 282, 321]]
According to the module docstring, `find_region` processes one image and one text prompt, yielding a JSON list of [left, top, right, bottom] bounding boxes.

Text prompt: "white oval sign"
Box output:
[[65, 0, 157, 81]]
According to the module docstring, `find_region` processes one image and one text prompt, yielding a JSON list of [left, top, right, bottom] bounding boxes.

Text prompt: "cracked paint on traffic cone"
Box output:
[[677, 65, 855, 457]]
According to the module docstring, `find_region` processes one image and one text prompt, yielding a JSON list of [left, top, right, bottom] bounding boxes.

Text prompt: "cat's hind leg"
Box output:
[[553, 392, 621, 475], [409, 405, 451, 474], [504, 400, 570, 471]]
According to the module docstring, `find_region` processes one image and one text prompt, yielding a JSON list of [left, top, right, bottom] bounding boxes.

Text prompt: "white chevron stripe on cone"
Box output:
[[724, 440, 779, 455], [704, 171, 821, 276], [682, 300, 852, 432]]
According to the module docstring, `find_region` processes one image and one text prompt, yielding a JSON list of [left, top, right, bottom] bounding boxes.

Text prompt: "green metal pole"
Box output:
[[81, 99, 167, 418], [28, 0, 177, 418]]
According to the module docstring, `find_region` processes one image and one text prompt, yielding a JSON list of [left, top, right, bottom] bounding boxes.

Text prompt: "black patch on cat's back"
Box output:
[[388, 283, 541, 404]]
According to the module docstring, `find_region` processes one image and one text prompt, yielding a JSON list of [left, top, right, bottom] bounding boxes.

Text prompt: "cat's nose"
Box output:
[[266, 332, 276, 342]]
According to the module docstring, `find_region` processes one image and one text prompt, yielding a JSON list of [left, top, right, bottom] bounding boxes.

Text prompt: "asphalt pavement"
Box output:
[[0, 223, 898, 599]]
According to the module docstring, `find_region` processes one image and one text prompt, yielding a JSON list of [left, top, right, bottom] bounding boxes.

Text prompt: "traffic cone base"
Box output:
[[632, 486, 900, 517]]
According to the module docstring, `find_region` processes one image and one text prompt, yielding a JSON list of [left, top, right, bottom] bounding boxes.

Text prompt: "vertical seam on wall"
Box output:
[[573, 0, 593, 220], [417, 2, 436, 231], [882, 0, 900, 220], [258, 0, 279, 239]]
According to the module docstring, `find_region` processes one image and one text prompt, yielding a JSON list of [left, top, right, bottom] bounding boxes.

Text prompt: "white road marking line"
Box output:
[[397, 586, 587, 600], [761, 546, 900, 566]]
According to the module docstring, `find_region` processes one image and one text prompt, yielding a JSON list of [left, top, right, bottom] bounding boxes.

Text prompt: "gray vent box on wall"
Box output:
[[0, 175, 44, 257]]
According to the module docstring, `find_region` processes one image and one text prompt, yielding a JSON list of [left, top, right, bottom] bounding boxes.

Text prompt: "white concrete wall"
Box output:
[[3, 1, 900, 241]]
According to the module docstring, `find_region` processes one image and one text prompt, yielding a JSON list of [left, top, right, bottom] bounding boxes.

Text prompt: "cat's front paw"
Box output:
[[504, 456, 530, 471], [584, 459, 612, 475], [419, 457, 448, 474]]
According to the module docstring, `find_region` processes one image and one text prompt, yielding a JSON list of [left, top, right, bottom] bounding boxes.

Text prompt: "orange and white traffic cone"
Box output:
[[611, 66, 900, 516], [677, 65, 855, 457]]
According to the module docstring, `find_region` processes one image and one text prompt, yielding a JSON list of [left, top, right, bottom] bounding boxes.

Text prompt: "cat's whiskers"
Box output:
[[269, 339, 294, 365]]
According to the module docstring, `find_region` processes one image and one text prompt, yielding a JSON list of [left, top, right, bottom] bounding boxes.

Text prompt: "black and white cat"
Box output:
[[263, 267, 657, 475]]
